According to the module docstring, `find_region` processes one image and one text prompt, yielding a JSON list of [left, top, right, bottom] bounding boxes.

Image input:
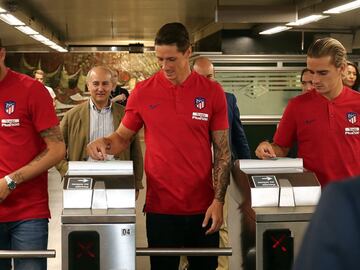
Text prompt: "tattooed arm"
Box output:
[[0, 125, 66, 201], [202, 129, 231, 235]]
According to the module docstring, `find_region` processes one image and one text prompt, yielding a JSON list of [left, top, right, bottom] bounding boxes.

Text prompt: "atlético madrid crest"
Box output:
[[347, 112, 357, 124], [194, 97, 206, 110], [5, 101, 16, 115]]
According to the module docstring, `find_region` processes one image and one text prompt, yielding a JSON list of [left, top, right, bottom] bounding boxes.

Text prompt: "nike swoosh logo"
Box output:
[[149, 103, 160, 109], [305, 119, 315, 124]]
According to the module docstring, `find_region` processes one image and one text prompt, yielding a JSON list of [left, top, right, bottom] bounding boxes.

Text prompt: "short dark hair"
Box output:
[[307, 37, 347, 68], [300, 68, 311, 82], [155, 22, 190, 53]]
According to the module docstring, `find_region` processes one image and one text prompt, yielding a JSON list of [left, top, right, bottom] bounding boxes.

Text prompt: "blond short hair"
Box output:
[[307, 37, 347, 68]]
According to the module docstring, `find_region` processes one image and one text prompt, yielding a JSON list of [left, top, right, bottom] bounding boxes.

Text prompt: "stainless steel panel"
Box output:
[[62, 223, 135, 270], [252, 206, 314, 222], [255, 221, 309, 270], [62, 208, 136, 224]]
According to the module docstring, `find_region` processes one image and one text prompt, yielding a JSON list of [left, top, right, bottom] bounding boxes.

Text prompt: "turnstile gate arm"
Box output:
[[0, 250, 56, 258], [136, 247, 232, 256]]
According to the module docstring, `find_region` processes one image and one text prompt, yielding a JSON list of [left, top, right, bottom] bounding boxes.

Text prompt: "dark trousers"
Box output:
[[146, 213, 219, 270]]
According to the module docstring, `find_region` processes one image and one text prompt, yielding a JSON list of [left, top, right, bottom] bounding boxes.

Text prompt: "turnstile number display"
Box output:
[[263, 229, 293, 270], [68, 231, 100, 270]]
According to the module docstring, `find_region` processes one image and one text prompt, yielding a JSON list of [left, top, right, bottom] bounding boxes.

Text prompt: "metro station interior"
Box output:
[[1, 0, 360, 269]]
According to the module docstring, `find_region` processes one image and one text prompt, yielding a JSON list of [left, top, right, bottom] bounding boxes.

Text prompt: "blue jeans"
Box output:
[[0, 219, 48, 270]]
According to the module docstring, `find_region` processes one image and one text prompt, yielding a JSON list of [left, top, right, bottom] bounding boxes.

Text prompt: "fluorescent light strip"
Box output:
[[31, 34, 50, 43], [30, 34, 68, 52], [287, 15, 328, 26], [324, 0, 360, 14], [0, 13, 25, 25], [0, 8, 67, 52], [260, 26, 292, 35], [15, 26, 39, 35]]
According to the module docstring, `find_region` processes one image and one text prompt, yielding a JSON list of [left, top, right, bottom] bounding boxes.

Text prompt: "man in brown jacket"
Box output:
[[56, 66, 143, 197]]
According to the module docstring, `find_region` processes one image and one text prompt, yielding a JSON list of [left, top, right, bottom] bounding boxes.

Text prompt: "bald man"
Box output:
[[56, 66, 144, 197], [193, 57, 250, 160], [193, 57, 250, 270]]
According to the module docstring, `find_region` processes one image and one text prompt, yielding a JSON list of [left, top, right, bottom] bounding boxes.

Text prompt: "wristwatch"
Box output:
[[4, 175, 17, 190]]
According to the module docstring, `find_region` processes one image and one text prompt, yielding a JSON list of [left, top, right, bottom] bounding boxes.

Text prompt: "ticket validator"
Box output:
[[230, 158, 321, 270], [61, 161, 136, 270]]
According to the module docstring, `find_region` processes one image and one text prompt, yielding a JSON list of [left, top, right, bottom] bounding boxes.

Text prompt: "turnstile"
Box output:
[[61, 161, 135, 270], [231, 159, 321, 270]]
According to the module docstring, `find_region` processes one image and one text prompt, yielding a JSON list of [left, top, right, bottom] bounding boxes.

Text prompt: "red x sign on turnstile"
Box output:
[[76, 241, 96, 258], [270, 234, 287, 252]]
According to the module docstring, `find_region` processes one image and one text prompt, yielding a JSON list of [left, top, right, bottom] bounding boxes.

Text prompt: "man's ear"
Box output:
[[0, 48, 6, 63], [184, 46, 192, 58], [339, 62, 346, 74]]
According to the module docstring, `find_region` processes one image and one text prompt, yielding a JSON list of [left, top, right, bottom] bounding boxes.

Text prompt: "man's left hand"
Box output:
[[202, 199, 224, 235]]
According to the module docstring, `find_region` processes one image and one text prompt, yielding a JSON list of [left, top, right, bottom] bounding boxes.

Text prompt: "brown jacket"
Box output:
[[56, 100, 144, 189]]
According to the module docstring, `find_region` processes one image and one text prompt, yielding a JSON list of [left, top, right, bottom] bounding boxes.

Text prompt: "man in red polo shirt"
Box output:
[[0, 38, 65, 270], [87, 22, 231, 270], [256, 37, 360, 186]]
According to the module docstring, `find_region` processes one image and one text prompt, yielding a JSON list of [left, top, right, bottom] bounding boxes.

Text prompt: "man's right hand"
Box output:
[[87, 137, 109, 160], [255, 141, 277, 159]]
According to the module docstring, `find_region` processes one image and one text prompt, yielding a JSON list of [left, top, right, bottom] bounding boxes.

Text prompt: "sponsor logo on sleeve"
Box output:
[[194, 97, 206, 110], [4, 101, 16, 115], [347, 112, 357, 124]]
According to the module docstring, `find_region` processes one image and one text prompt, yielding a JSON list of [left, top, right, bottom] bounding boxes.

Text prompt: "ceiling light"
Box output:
[[15, 26, 38, 35], [41, 39, 57, 46], [0, 13, 25, 25], [0, 7, 7, 13], [259, 26, 292, 35], [50, 44, 67, 52], [31, 34, 50, 43], [324, 0, 360, 14], [287, 15, 328, 26]]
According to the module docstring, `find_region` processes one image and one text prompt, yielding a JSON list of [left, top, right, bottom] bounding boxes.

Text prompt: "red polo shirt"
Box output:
[[274, 87, 360, 186], [122, 71, 228, 214], [0, 69, 59, 222]]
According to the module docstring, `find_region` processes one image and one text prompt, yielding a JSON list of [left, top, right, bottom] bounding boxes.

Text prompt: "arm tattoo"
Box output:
[[40, 126, 64, 142], [31, 149, 49, 163], [212, 130, 231, 203], [12, 171, 25, 183]]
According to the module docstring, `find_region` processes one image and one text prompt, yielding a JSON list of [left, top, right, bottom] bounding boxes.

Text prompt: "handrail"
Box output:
[[0, 248, 231, 258], [0, 250, 56, 259], [136, 247, 232, 256], [240, 115, 282, 125]]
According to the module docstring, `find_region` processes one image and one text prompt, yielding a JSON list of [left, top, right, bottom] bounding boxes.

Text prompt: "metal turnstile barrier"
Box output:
[[62, 161, 136, 270], [0, 250, 56, 258], [61, 161, 232, 270], [136, 247, 232, 256], [231, 159, 321, 270]]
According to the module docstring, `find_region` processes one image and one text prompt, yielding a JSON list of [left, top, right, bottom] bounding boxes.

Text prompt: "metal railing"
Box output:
[[0, 250, 56, 259], [0, 248, 231, 258], [241, 115, 282, 125], [136, 247, 232, 256]]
